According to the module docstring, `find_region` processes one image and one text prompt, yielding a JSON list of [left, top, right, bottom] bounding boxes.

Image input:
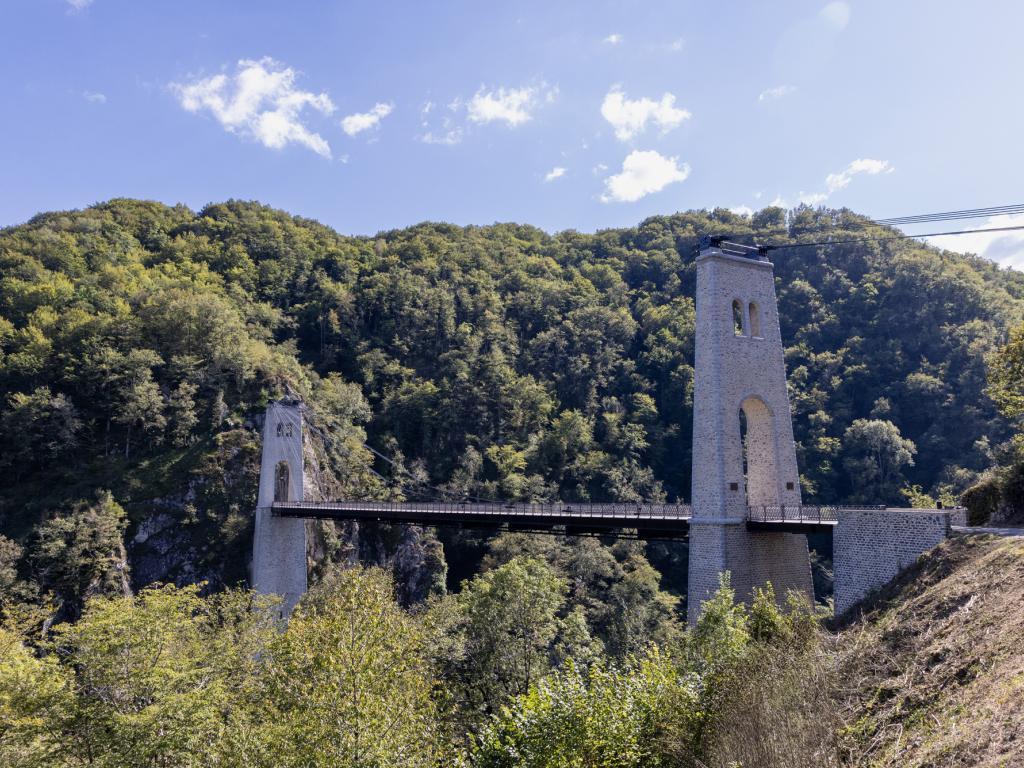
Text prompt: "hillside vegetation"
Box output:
[[2, 198, 1023, 609], [835, 533, 1024, 767], [2, 199, 1024, 766]]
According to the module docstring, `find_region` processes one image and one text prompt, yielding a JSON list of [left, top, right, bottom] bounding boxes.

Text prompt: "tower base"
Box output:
[[687, 521, 813, 624]]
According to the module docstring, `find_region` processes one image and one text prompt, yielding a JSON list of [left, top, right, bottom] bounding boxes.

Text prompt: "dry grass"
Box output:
[[833, 534, 1024, 767], [707, 642, 843, 768]]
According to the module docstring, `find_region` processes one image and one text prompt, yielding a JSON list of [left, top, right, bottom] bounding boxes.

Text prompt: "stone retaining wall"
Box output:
[[833, 508, 957, 614]]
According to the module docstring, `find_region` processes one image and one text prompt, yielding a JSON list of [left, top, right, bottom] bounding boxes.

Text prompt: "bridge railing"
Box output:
[[278, 500, 964, 527], [274, 499, 695, 520], [744, 504, 891, 524]]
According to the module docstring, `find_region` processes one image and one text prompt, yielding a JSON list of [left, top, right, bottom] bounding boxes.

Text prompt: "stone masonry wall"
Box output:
[[252, 400, 308, 616], [687, 246, 812, 624], [833, 508, 956, 615], [687, 522, 814, 623]]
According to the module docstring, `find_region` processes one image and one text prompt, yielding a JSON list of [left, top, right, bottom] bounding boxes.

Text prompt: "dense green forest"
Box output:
[[2, 199, 1023, 594], [3, 198, 1024, 766]]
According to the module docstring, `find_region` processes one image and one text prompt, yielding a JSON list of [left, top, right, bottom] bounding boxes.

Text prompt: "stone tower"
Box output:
[[686, 239, 813, 624], [252, 398, 308, 615]]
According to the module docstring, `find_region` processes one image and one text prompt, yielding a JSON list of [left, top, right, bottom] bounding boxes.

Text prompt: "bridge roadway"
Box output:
[[272, 500, 843, 538]]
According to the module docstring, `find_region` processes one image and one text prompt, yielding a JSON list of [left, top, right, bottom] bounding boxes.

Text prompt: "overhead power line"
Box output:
[[710, 224, 1024, 256], [874, 203, 1024, 226], [766, 224, 1024, 252]]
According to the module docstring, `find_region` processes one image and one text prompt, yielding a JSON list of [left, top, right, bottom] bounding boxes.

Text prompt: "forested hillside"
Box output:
[[1, 199, 1023, 607]]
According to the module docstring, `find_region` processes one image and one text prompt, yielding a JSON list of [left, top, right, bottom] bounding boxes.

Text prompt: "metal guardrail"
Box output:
[[273, 500, 965, 527], [274, 500, 694, 520], [745, 504, 858, 524]]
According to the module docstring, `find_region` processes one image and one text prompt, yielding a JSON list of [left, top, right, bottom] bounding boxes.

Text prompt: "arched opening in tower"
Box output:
[[274, 461, 291, 502], [739, 396, 779, 507]]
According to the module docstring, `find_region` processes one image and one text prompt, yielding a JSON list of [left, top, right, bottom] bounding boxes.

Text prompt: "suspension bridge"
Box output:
[[252, 238, 967, 621]]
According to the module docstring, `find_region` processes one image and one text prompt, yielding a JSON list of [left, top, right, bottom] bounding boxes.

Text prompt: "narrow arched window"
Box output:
[[274, 461, 291, 502], [732, 299, 744, 336], [748, 301, 761, 337]]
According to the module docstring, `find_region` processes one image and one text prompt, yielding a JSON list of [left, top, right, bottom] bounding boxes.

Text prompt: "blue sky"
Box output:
[[3, 0, 1024, 267]]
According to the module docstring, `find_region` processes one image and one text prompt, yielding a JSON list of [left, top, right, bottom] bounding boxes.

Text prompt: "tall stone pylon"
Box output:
[[252, 397, 308, 616], [687, 238, 813, 624]]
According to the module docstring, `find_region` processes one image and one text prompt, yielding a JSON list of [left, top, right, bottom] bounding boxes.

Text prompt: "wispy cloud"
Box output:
[[82, 90, 106, 104], [601, 150, 689, 203], [751, 159, 893, 210], [544, 166, 566, 182], [172, 57, 335, 158], [758, 85, 796, 102], [603, 33, 623, 45], [66, 0, 93, 10], [601, 87, 691, 142], [927, 214, 1024, 271], [824, 158, 893, 193], [340, 102, 393, 137], [793, 158, 893, 205], [729, 205, 754, 217], [468, 84, 554, 126], [820, 1, 851, 30], [419, 119, 463, 146]]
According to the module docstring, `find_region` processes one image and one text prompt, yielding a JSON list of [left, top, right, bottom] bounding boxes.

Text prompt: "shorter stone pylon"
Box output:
[[252, 398, 308, 616]]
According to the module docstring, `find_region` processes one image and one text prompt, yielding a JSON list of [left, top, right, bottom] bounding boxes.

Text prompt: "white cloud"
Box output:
[[926, 214, 1024, 271], [66, 0, 92, 9], [544, 166, 566, 182], [824, 158, 893, 193], [340, 102, 393, 136], [82, 90, 106, 104], [820, 1, 851, 30], [798, 191, 829, 206], [669, 38, 685, 52], [419, 116, 464, 145], [601, 150, 689, 203], [468, 85, 548, 126], [600, 87, 691, 142], [172, 57, 335, 158], [729, 205, 754, 217], [592, 163, 608, 175], [603, 33, 623, 45], [758, 85, 796, 102], [769, 158, 893, 209]]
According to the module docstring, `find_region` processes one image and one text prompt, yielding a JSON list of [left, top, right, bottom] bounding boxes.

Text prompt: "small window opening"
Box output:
[[729, 482, 739, 491], [284, 423, 293, 437], [748, 301, 761, 337], [732, 299, 744, 336], [785, 481, 794, 491]]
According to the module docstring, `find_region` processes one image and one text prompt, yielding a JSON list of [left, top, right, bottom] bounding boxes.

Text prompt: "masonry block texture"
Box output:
[[687, 247, 812, 624], [833, 508, 957, 615], [252, 400, 308, 616]]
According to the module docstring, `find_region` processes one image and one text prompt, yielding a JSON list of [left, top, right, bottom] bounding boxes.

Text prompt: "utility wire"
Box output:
[[874, 204, 1024, 226], [766, 224, 1024, 251], [715, 224, 1024, 255]]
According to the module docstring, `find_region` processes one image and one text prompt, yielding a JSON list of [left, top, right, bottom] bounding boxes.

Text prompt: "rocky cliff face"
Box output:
[[126, 414, 447, 603], [126, 427, 261, 593], [301, 415, 447, 603]]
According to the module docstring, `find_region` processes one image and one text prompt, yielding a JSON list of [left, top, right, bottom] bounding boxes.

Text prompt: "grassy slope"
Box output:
[[835, 534, 1024, 767]]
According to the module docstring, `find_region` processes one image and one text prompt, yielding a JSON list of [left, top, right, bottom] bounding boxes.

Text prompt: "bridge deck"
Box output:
[[271, 501, 844, 537]]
